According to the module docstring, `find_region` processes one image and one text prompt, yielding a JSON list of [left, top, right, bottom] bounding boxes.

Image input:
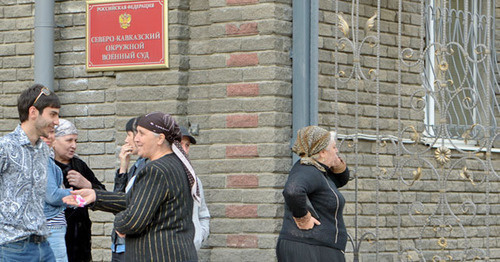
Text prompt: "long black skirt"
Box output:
[[276, 238, 345, 262]]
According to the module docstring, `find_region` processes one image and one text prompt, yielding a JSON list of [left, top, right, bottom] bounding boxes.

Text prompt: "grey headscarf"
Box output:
[[292, 126, 331, 172], [55, 119, 78, 137]]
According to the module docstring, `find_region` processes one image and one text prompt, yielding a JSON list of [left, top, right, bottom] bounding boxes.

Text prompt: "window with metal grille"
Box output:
[[423, 0, 499, 143]]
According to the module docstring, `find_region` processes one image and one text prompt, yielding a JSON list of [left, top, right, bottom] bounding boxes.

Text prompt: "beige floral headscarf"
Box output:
[[292, 126, 331, 172]]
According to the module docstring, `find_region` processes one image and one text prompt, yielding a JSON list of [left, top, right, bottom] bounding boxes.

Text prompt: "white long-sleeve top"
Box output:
[[192, 178, 210, 251]]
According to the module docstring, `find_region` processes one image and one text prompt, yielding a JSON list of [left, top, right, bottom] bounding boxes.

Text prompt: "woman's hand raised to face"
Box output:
[[331, 157, 347, 174], [62, 189, 96, 207], [118, 144, 133, 173], [119, 144, 133, 163]]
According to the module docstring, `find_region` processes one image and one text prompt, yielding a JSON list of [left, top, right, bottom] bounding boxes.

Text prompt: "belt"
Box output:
[[27, 235, 47, 243]]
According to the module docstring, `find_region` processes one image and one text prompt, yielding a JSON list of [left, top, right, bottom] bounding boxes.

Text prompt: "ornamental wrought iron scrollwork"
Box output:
[[393, 1, 495, 261], [330, 1, 386, 261], [327, 0, 497, 261]]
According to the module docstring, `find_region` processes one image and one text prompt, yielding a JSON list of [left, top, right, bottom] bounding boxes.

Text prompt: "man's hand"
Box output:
[[67, 170, 92, 189]]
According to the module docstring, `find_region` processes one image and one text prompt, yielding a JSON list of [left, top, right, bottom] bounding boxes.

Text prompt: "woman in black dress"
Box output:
[[277, 126, 350, 262], [63, 112, 198, 262]]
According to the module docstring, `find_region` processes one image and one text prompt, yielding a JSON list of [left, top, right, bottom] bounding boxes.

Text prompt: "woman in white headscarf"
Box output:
[[53, 119, 106, 262]]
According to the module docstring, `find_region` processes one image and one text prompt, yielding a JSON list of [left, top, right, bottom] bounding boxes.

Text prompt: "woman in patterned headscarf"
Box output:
[[276, 126, 350, 262], [63, 112, 198, 262], [53, 118, 106, 262]]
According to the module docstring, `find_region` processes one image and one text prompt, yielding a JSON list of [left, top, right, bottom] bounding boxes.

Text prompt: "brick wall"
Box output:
[[51, 1, 192, 259], [0, 1, 34, 133], [187, 0, 292, 261], [1, 0, 499, 261], [1, 0, 292, 261]]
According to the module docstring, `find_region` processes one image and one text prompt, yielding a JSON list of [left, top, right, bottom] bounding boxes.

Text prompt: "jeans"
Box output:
[[0, 237, 55, 262], [47, 226, 68, 262]]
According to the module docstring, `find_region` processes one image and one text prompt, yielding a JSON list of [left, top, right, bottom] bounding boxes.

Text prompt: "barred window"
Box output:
[[423, 0, 499, 142]]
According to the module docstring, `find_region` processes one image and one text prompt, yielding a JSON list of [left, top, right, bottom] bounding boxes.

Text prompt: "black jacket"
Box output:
[[111, 157, 147, 250], [55, 157, 106, 262], [279, 161, 350, 251], [93, 153, 197, 262]]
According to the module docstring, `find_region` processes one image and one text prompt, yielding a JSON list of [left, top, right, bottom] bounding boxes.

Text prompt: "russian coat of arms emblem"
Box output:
[[119, 13, 131, 29]]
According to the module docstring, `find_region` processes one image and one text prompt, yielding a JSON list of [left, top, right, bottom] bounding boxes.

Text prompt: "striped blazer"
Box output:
[[94, 153, 197, 262]]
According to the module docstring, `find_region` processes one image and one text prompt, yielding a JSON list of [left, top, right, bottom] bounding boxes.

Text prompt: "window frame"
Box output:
[[423, 0, 499, 148]]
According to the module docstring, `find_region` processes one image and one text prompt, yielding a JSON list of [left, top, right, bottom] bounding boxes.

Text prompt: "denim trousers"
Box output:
[[47, 226, 68, 262], [0, 237, 55, 262]]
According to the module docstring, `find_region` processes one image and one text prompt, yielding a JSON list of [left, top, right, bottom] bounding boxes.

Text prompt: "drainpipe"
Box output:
[[34, 0, 55, 91], [291, 0, 319, 162]]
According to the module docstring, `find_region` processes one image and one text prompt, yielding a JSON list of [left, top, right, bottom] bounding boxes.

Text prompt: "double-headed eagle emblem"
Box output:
[[119, 13, 131, 29]]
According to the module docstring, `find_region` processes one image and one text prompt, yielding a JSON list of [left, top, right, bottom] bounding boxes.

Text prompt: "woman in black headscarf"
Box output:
[[63, 112, 198, 262], [277, 126, 350, 262]]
